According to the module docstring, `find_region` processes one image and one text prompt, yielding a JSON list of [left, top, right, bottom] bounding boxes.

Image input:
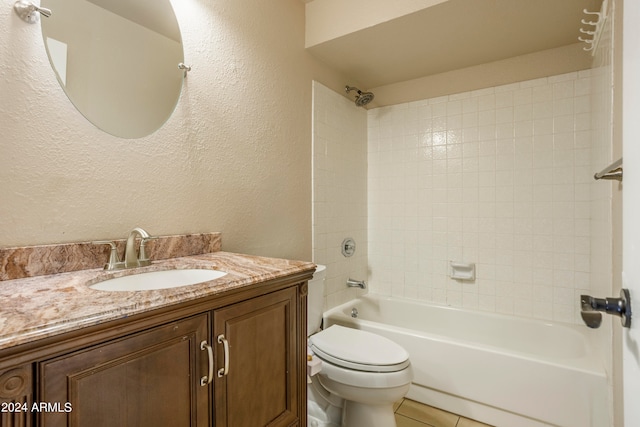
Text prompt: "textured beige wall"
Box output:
[[0, 0, 348, 260]]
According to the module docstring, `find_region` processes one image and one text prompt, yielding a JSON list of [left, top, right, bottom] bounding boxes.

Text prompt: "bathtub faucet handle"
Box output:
[[347, 278, 366, 289]]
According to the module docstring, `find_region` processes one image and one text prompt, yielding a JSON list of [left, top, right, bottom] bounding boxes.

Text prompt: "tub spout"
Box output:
[[347, 278, 366, 289], [580, 310, 602, 329], [580, 290, 631, 328]]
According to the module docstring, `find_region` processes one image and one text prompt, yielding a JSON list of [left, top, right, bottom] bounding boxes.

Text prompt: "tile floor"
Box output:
[[394, 399, 493, 427]]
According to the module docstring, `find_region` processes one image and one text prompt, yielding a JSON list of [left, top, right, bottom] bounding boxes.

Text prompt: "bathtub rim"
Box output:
[[323, 293, 606, 377]]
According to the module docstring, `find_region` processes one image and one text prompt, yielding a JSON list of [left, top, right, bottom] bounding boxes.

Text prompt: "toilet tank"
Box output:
[[307, 265, 326, 336]]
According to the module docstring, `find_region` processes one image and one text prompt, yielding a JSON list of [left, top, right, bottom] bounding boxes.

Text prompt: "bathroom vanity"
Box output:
[[0, 234, 314, 427]]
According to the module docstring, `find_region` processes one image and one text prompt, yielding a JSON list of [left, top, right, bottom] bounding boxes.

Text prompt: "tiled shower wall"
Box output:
[[312, 81, 368, 309], [367, 72, 596, 324]]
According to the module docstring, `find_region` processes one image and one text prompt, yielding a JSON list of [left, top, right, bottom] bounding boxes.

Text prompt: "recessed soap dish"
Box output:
[[450, 261, 475, 281]]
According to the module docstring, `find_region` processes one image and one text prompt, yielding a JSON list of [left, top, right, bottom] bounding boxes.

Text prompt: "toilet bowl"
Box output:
[[307, 265, 412, 427]]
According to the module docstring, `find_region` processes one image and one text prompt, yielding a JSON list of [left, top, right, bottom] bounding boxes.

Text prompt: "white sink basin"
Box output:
[[90, 269, 227, 291]]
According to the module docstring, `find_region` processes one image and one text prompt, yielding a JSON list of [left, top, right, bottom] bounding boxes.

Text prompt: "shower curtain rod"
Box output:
[[594, 157, 623, 181]]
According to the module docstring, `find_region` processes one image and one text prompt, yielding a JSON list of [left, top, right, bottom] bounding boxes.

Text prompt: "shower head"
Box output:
[[345, 85, 374, 107]]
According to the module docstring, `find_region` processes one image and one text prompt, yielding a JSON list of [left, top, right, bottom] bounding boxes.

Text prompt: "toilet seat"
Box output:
[[317, 358, 413, 390], [309, 325, 410, 373]]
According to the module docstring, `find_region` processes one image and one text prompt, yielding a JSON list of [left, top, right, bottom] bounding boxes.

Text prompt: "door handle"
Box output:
[[200, 340, 214, 386], [580, 289, 632, 328], [217, 334, 230, 377]]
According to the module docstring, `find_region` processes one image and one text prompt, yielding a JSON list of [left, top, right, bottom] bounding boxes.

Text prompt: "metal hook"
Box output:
[[582, 8, 602, 19], [14, 0, 51, 23], [578, 36, 595, 51], [178, 63, 192, 78], [579, 0, 608, 55]]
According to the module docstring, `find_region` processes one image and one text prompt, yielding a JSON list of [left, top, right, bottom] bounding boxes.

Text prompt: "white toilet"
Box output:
[[307, 265, 413, 427]]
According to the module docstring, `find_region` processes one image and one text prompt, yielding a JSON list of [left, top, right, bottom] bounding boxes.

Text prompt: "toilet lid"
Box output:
[[309, 325, 410, 373]]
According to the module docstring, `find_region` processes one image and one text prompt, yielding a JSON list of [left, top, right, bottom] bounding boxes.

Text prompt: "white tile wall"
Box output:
[[367, 72, 596, 324], [312, 81, 368, 309]]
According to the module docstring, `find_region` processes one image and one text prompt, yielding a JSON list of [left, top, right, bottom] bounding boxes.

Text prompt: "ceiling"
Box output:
[[306, 0, 603, 89]]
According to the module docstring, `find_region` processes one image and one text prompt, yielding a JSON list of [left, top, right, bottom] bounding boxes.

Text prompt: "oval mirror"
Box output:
[[40, 0, 185, 139]]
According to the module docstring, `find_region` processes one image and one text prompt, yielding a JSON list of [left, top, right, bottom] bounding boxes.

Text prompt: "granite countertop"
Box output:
[[0, 251, 316, 351]]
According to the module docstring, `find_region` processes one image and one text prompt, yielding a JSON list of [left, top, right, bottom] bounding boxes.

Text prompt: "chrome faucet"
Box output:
[[347, 278, 366, 289], [93, 227, 155, 270], [580, 290, 632, 328], [124, 227, 153, 268]]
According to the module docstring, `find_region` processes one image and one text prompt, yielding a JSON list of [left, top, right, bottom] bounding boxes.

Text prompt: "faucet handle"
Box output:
[[138, 236, 159, 266], [91, 240, 122, 270]]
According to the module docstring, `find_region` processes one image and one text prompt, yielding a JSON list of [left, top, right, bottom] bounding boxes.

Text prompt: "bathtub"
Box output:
[[323, 294, 608, 427]]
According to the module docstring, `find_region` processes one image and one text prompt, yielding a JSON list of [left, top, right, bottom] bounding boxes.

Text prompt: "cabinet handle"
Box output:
[[200, 340, 214, 386], [217, 334, 229, 377]]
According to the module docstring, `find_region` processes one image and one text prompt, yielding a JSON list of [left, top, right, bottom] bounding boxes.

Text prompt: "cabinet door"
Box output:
[[0, 364, 33, 427], [40, 314, 210, 427], [213, 287, 298, 427]]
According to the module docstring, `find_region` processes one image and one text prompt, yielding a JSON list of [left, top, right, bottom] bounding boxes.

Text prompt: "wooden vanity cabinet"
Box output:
[[0, 276, 308, 427]]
